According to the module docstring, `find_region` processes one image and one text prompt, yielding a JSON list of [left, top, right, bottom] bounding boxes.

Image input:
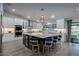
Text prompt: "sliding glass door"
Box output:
[[71, 22, 79, 43]]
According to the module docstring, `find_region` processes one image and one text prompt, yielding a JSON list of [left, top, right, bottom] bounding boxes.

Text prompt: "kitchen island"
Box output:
[[23, 32, 59, 52]]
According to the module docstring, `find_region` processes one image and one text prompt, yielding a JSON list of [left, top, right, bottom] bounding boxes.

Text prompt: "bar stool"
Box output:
[[30, 37, 40, 55], [57, 35, 62, 48], [58, 35, 62, 41], [52, 36, 59, 49], [43, 37, 53, 54], [53, 36, 58, 45], [52, 36, 58, 54]]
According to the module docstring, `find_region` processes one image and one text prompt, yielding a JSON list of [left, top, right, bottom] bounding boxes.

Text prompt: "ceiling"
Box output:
[[3, 3, 79, 22]]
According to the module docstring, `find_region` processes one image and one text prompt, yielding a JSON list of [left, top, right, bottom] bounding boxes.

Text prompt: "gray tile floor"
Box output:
[[1, 33, 79, 56], [1, 39, 79, 56]]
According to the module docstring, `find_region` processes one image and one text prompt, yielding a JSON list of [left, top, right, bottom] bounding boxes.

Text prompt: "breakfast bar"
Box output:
[[23, 32, 59, 52]]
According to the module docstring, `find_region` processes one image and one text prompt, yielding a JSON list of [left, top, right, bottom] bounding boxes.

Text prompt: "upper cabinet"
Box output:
[[3, 16, 28, 28], [3, 16, 14, 28]]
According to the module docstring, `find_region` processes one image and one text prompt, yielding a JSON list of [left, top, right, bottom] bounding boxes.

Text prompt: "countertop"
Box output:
[[23, 32, 59, 38]]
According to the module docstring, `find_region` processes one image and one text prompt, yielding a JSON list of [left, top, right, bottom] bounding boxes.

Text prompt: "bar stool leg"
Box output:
[[47, 47, 50, 55], [32, 46, 40, 56], [43, 46, 45, 55], [32, 46, 34, 55], [38, 46, 40, 55]]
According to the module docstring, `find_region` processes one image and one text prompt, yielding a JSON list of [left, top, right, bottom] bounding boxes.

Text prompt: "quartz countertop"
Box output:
[[23, 32, 59, 38]]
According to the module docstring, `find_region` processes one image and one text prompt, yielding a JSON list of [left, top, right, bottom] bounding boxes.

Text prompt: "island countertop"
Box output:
[[23, 32, 59, 38]]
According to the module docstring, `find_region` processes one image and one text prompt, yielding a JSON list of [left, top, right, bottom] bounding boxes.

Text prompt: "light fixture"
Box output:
[[40, 15, 44, 22], [40, 15, 44, 20], [38, 8, 45, 22], [12, 9, 15, 12], [51, 15, 55, 18]]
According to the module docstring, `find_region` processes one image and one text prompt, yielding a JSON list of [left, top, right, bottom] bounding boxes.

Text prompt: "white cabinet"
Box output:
[[15, 18, 23, 25], [3, 16, 28, 28], [3, 17, 14, 28]]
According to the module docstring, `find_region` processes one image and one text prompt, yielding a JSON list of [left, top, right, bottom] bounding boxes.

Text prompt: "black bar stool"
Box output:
[[58, 35, 62, 41], [53, 36, 58, 45], [43, 37, 53, 54], [57, 35, 62, 48], [30, 36, 40, 55]]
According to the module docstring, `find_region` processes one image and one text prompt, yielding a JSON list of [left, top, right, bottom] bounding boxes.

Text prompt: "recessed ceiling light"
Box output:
[[27, 16, 31, 19], [77, 7, 79, 11], [51, 15, 55, 18], [12, 9, 15, 12]]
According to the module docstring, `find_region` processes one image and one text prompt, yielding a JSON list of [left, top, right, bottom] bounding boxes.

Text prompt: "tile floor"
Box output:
[[1, 33, 79, 56]]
